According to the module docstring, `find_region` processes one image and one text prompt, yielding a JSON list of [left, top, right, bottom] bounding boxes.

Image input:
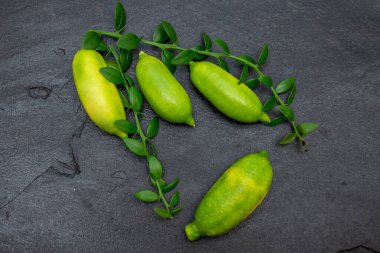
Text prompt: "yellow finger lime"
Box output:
[[72, 49, 127, 138], [185, 151, 273, 241], [136, 51, 195, 126], [190, 61, 270, 123]]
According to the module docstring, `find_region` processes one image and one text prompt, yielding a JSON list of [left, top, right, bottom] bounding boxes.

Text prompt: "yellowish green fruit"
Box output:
[[185, 151, 273, 241], [136, 51, 195, 126], [72, 49, 127, 138], [190, 61, 270, 123]]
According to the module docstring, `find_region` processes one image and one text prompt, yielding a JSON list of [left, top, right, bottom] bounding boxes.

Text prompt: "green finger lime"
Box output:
[[136, 51, 195, 126], [72, 49, 127, 138], [190, 61, 270, 123], [185, 151, 273, 241]]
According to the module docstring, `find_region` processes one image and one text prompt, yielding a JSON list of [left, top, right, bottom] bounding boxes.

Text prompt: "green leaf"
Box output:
[[258, 44, 269, 66], [287, 84, 296, 104], [278, 105, 295, 121], [160, 20, 177, 43], [124, 74, 135, 87], [262, 96, 276, 112], [123, 138, 147, 156], [279, 133, 297, 145], [276, 78, 296, 94], [117, 33, 141, 50], [95, 41, 109, 52], [120, 49, 133, 72], [170, 206, 183, 216], [202, 32, 212, 50], [117, 90, 129, 108], [100, 67, 124, 84], [298, 122, 319, 135], [214, 38, 230, 54], [170, 191, 180, 207], [266, 115, 285, 127], [245, 78, 260, 89], [162, 178, 179, 193], [161, 49, 176, 74], [217, 58, 229, 72], [134, 190, 159, 202], [114, 2, 126, 32], [259, 75, 273, 88], [129, 86, 142, 111], [171, 50, 195, 65], [114, 119, 137, 134], [148, 155, 163, 179], [191, 45, 208, 61], [151, 177, 166, 188], [82, 31, 101, 50], [146, 117, 159, 139], [236, 54, 256, 65], [238, 64, 248, 84], [153, 24, 169, 43], [154, 207, 172, 218]]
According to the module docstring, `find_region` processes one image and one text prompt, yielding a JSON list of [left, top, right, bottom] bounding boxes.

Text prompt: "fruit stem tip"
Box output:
[[185, 223, 200, 241]]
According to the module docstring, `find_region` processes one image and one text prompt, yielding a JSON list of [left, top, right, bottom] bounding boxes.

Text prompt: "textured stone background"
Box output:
[[1, 0, 379, 252]]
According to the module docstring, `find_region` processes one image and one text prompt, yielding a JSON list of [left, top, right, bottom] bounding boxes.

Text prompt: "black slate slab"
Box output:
[[1, 0, 379, 252]]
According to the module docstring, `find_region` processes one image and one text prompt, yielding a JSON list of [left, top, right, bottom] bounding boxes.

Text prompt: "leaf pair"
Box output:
[[153, 20, 177, 44], [279, 123, 318, 145]]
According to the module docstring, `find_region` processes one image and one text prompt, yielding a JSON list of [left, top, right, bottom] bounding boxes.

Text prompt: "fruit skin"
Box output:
[[136, 51, 195, 126], [72, 49, 127, 138], [185, 151, 273, 241], [190, 61, 270, 123]]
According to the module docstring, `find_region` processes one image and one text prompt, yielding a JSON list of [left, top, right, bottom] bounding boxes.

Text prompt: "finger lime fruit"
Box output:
[[185, 151, 273, 241], [136, 51, 195, 126], [72, 49, 127, 138], [189, 61, 270, 123]]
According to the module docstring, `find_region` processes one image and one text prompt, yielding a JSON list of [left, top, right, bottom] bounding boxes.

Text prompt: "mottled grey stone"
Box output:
[[0, 0, 379, 252]]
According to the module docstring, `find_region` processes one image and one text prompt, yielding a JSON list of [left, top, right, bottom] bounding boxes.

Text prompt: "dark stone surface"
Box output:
[[1, 0, 379, 252]]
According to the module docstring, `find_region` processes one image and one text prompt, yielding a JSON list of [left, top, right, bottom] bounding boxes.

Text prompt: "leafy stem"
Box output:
[[91, 28, 310, 149], [108, 46, 177, 218]]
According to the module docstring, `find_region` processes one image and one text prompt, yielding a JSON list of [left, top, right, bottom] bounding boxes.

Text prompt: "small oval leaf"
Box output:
[[120, 49, 133, 72], [162, 49, 176, 74], [266, 115, 286, 127], [276, 77, 296, 94], [114, 2, 126, 32], [262, 96, 277, 112], [153, 207, 172, 219], [279, 133, 297, 145], [147, 155, 163, 180], [82, 31, 101, 50], [202, 32, 212, 50], [298, 122, 319, 135], [171, 50, 195, 65], [245, 78, 260, 89], [236, 54, 256, 65], [259, 75, 273, 88], [278, 105, 295, 121], [191, 45, 208, 61], [134, 190, 159, 202], [170, 206, 183, 216], [214, 38, 230, 54], [123, 138, 147, 156], [100, 67, 124, 84], [117, 33, 141, 50], [153, 24, 169, 43], [114, 119, 137, 134], [217, 58, 229, 72], [258, 44, 269, 66], [146, 117, 159, 139], [169, 191, 180, 207], [118, 90, 130, 108], [238, 64, 248, 84], [160, 20, 177, 43], [287, 84, 297, 104], [162, 178, 179, 193], [129, 86, 142, 112]]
